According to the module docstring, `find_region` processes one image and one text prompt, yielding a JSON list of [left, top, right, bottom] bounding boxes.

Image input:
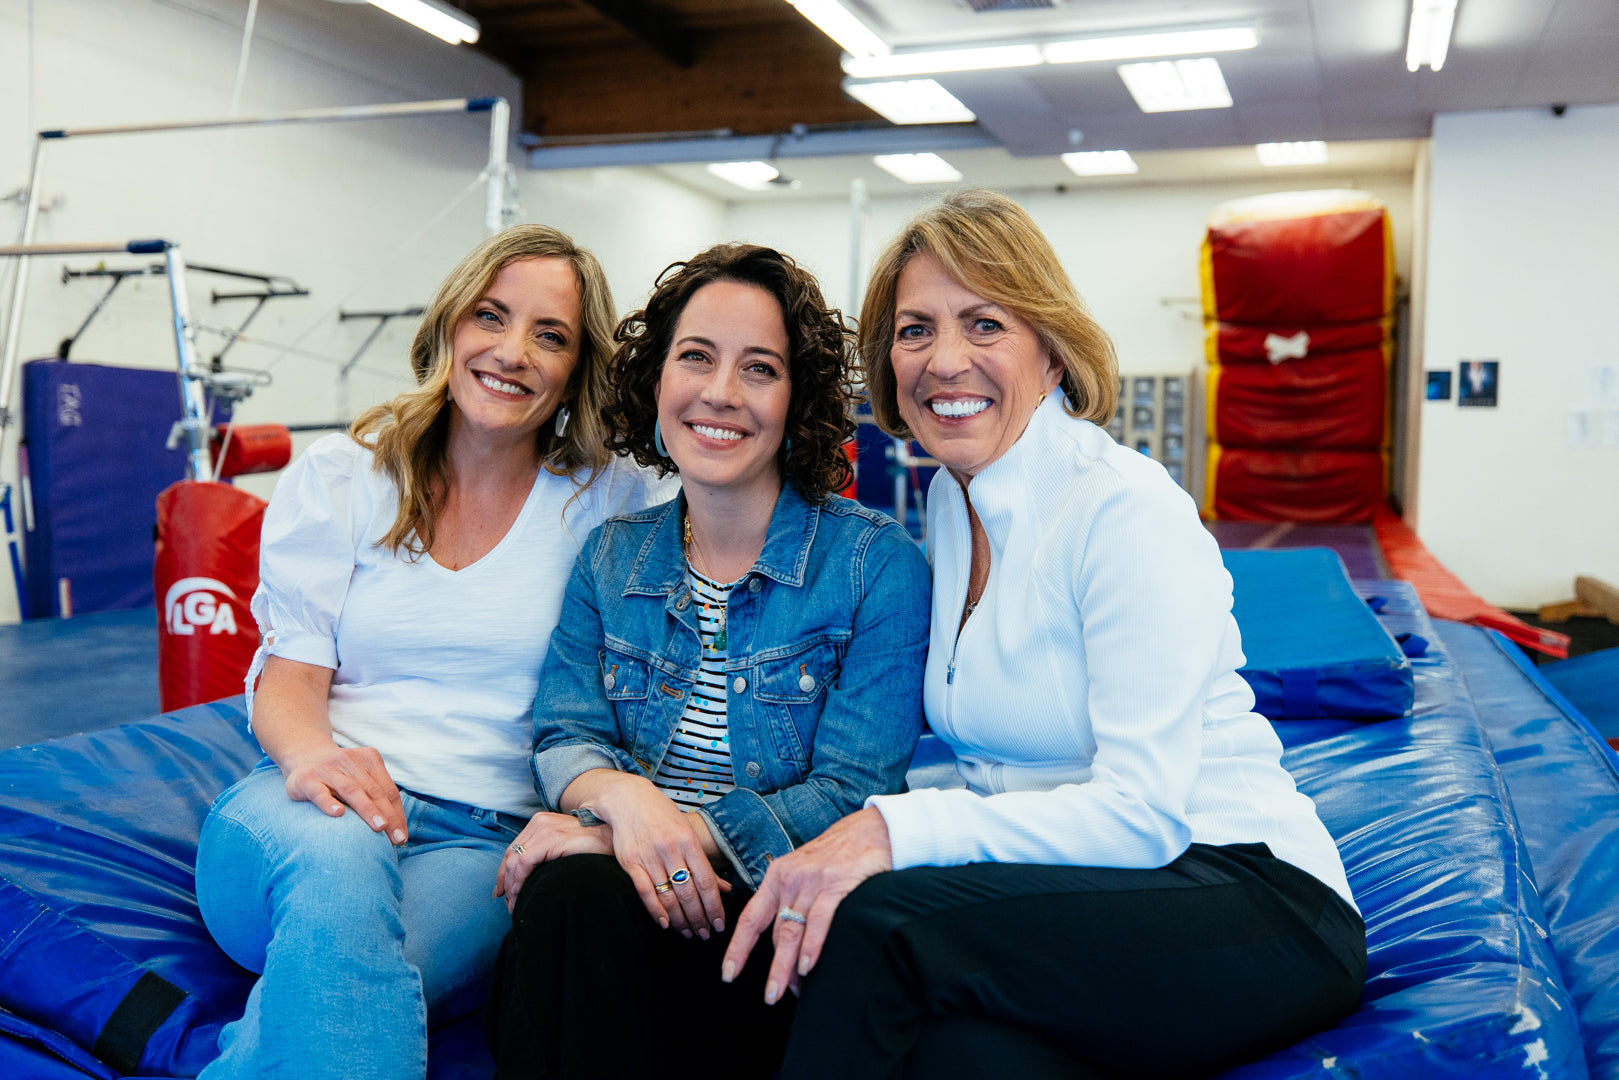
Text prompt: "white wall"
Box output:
[[0, 0, 726, 624], [1417, 105, 1619, 610], [724, 177, 1415, 379]]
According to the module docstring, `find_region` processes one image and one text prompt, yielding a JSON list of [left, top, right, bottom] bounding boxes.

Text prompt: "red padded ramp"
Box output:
[[1373, 506, 1570, 658]]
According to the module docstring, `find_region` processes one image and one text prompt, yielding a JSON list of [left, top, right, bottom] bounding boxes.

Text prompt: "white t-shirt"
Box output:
[[247, 433, 676, 816]]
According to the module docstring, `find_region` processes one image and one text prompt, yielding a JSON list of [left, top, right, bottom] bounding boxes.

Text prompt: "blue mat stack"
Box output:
[[2, 548, 1617, 1077]]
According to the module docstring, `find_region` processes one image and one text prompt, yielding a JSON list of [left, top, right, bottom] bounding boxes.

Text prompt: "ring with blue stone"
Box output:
[[669, 867, 692, 886]]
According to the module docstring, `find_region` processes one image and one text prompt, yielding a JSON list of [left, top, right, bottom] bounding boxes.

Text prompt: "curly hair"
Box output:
[[605, 243, 858, 502], [859, 188, 1118, 438]]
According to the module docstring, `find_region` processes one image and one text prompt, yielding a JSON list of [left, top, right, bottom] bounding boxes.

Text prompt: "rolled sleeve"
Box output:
[[707, 522, 931, 887]]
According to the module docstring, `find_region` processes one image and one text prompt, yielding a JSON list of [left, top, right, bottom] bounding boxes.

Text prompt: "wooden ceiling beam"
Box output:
[[521, 20, 875, 138], [571, 0, 696, 68]]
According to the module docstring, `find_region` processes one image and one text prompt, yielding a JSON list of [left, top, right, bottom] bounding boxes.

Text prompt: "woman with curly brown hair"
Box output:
[[483, 243, 931, 1080]]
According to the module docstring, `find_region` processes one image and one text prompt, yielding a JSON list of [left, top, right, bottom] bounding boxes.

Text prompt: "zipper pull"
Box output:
[[946, 658, 956, 685]]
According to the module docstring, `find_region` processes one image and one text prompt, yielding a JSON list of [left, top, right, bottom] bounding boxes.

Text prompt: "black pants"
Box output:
[[780, 844, 1366, 1080], [484, 853, 795, 1080]]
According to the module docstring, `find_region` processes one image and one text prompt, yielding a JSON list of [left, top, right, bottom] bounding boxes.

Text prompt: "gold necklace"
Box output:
[[683, 513, 728, 650]]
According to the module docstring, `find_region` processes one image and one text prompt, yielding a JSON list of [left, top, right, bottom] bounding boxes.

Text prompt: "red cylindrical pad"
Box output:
[[155, 480, 266, 712], [211, 424, 292, 479]]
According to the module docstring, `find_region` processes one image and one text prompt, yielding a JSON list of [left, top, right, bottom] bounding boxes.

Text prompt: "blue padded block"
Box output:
[[0, 701, 491, 1079], [1222, 547, 1413, 720], [1538, 647, 1619, 740], [21, 359, 186, 618], [1438, 621, 1619, 1080]]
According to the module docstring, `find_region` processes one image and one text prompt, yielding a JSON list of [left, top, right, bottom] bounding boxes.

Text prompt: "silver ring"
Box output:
[[509, 843, 524, 856], [777, 905, 807, 925], [654, 881, 674, 893]]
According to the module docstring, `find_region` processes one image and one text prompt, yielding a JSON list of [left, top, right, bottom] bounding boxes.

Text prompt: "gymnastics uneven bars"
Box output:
[[0, 96, 510, 617]]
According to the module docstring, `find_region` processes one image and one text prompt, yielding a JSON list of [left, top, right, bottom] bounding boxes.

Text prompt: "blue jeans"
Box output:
[[195, 761, 523, 1080]]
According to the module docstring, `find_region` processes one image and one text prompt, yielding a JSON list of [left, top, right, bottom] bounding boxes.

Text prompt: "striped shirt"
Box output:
[[653, 566, 737, 809]]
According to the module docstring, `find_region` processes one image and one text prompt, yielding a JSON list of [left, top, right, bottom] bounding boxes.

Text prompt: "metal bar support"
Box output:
[[485, 97, 511, 235], [162, 246, 213, 481]]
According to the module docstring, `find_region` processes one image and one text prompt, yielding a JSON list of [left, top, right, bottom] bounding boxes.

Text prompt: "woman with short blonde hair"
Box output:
[[726, 190, 1364, 1078]]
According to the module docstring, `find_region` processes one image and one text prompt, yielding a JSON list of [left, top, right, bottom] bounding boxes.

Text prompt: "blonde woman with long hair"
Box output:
[[193, 225, 674, 1080]]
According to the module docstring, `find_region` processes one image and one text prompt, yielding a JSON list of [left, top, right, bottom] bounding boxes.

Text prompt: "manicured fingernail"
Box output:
[[392, 829, 406, 843], [721, 961, 736, 983], [713, 918, 725, 933], [681, 929, 693, 939], [371, 815, 385, 828], [798, 955, 812, 976], [765, 981, 779, 1005], [698, 929, 710, 941], [330, 804, 343, 814], [659, 918, 669, 929]]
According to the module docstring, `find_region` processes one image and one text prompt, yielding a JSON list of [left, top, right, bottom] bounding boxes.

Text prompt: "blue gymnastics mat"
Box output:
[[0, 607, 159, 749], [1441, 622, 1619, 1080], [1222, 547, 1413, 720], [1538, 647, 1619, 741]]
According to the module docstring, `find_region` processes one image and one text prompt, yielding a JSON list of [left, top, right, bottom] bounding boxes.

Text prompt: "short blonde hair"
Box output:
[[858, 188, 1118, 438], [352, 224, 618, 556]]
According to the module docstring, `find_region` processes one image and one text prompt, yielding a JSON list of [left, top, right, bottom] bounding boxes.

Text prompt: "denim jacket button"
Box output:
[[798, 673, 815, 693], [675, 594, 691, 610], [732, 676, 748, 694], [748, 578, 762, 593], [745, 761, 762, 778], [603, 673, 616, 691]]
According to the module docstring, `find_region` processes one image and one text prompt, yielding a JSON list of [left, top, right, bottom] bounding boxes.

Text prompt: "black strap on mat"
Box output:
[[91, 970, 187, 1075]]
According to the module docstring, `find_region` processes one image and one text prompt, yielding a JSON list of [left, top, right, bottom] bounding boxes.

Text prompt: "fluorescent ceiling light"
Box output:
[[788, 0, 889, 59], [844, 44, 1043, 79], [845, 80, 976, 125], [1117, 58, 1233, 113], [1406, 0, 1457, 72], [1061, 150, 1139, 177], [873, 153, 963, 184], [1043, 26, 1257, 65], [843, 24, 1257, 78], [1256, 141, 1329, 167], [365, 0, 479, 45], [706, 161, 780, 191]]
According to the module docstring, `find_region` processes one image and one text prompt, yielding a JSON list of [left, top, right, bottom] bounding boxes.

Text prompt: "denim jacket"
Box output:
[[529, 482, 930, 887]]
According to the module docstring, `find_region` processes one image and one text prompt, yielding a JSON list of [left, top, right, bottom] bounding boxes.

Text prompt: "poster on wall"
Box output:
[[1458, 360, 1499, 408], [1425, 371, 1452, 400]]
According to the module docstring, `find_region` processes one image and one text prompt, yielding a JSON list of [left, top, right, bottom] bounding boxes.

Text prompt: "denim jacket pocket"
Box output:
[[598, 647, 651, 702], [753, 641, 844, 769]]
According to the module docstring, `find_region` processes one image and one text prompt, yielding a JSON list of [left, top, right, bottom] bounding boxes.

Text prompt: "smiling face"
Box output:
[[657, 279, 792, 505], [446, 256, 582, 449], [890, 252, 1063, 485]]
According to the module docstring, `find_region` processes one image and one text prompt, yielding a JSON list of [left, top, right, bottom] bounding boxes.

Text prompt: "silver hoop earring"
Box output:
[[554, 406, 571, 438], [654, 419, 669, 459]]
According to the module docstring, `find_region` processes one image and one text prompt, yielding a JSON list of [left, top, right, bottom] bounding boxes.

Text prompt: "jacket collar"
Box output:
[[624, 482, 819, 595]]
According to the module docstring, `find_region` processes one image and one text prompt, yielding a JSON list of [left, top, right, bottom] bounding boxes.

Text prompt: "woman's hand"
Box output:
[[281, 742, 409, 845], [493, 812, 616, 912], [564, 770, 729, 939], [722, 806, 893, 1005]]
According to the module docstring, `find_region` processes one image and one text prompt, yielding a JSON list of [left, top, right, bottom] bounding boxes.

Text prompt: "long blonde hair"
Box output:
[[859, 188, 1118, 437], [351, 225, 618, 556]]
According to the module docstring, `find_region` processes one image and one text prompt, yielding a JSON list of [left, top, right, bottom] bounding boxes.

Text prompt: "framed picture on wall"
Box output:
[[1458, 360, 1499, 407], [1426, 370, 1452, 400]]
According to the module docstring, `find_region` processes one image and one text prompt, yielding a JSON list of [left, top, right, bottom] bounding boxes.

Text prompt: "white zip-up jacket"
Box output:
[[869, 393, 1355, 909]]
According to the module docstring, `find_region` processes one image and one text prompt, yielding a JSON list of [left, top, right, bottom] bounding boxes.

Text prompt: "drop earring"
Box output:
[[554, 405, 571, 438], [654, 419, 669, 458]]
